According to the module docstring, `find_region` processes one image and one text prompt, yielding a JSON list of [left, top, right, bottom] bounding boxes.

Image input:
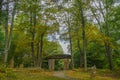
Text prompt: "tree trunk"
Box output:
[[4, 0, 9, 64], [30, 3, 37, 66], [31, 35, 35, 66], [105, 5, 114, 70], [83, 29, 87, 71], [105, 43, 113, 70], [79, 0, 87, 71], [105, 23, 113, 70], [39, 34, 44, 69], [77, 38, 83, 67], [69, 36, 74, 69], [30, 11, 35, 67], [36, 42, 39, 67], [67, 10, 74, 69], [8, 1, 16, 50], [4, 0, 16, 64]]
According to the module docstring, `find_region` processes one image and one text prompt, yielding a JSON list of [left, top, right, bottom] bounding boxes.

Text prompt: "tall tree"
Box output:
[[74, 0, 87, 71], [4, 0, 16, 64], [80, 0, 87, 71], [88, 0, 114, 70]]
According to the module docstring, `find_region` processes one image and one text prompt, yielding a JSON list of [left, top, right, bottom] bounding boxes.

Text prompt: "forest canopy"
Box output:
[[0, 0, 120, 71]]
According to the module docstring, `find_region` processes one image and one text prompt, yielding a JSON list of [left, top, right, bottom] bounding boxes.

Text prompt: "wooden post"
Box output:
[[51, 59, 55, 70]]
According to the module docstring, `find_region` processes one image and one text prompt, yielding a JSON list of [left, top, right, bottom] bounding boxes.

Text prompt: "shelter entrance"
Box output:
[[47, 54, 71, 71]]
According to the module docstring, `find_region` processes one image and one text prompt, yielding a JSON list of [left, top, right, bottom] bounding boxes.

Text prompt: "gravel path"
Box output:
[[53, 71, 79, 80]]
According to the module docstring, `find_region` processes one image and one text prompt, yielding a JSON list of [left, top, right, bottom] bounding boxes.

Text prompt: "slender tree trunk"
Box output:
[[31, 34, 35, 66], [30, 12, 35, 67], [105, 15, 113, 70], [69, 36, 74, 69], [30, 1, 37, 66], [39, 34, 44, 69], [77, 38, 83, 67], [4, 0, 16, 64], [7, 1, 16, 67], [67, 14, 74, 69], [38, 24, 47, 69], [8, 1, 16, 50], [105, 3, 113, 70], [105, 43, 113, 70], [82, 28, 87, 71], [36, 42, 39, 67], [33, 7, 37, 66], [4, 0, 9, 64], [79, 0, 87, 71]]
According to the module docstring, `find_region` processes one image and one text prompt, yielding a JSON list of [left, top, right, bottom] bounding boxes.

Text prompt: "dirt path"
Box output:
[[53, 71, 79, 80], [53, 71, 67, 79]]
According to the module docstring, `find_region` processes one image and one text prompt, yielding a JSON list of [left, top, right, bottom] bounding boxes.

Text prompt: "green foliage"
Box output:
[[73, 50, 80, 68], [0, 64, 17, 80], [0, 0, 120, 71], [55, 60, 64, 70], [0, 64, 6, 73]]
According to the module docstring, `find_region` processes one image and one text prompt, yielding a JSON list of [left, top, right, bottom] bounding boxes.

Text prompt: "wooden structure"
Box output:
[[47, 54, 71, 71]]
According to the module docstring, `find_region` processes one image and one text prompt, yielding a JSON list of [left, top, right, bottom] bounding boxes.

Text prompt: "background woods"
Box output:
[[0, 0, 120, 72]]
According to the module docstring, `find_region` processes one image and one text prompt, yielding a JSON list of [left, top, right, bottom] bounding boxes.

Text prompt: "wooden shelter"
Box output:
[[47, 54, 71, 71]]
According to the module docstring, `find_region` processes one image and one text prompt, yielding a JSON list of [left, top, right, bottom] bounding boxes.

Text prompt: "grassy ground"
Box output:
[[0, 68, 120, 80], [65, 68, 120, 80], [0, 68, 66, 80]]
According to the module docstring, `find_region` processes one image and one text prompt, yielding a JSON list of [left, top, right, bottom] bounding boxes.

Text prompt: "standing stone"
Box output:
[[49, 59, 55, 71], [64, 59, 70, 70]]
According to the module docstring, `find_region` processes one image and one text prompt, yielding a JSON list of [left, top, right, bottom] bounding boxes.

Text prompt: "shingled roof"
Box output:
[[46, 54, 71, 59]]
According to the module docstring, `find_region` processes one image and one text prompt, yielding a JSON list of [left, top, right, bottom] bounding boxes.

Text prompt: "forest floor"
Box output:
[[53, 71, 79, 80], [53, 68, 120, 80], [0, 68, 120, 80], [65, 68, 120, 80]]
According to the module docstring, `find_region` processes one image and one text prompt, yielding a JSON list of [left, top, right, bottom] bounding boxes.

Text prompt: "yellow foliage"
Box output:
[[84, 24, 115, 49]]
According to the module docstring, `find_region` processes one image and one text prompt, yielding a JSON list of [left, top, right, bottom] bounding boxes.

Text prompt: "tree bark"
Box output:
[[30, 1, 37, 67], [67, 11, 74, 69], [4, 0, 16, 64], [4, 0, 9, 63], [36, 42, 39, 67], [30, 11, 36, 67], [104, 1, 114, 70], [31, 34, 35, 66], [77, 38, 83, 67], [39, 34, 44, 69], [69, 36, 74, 69], [105, 43, 113, 70], [78, 0, 87, 71], [8, 0, 16, 50]]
